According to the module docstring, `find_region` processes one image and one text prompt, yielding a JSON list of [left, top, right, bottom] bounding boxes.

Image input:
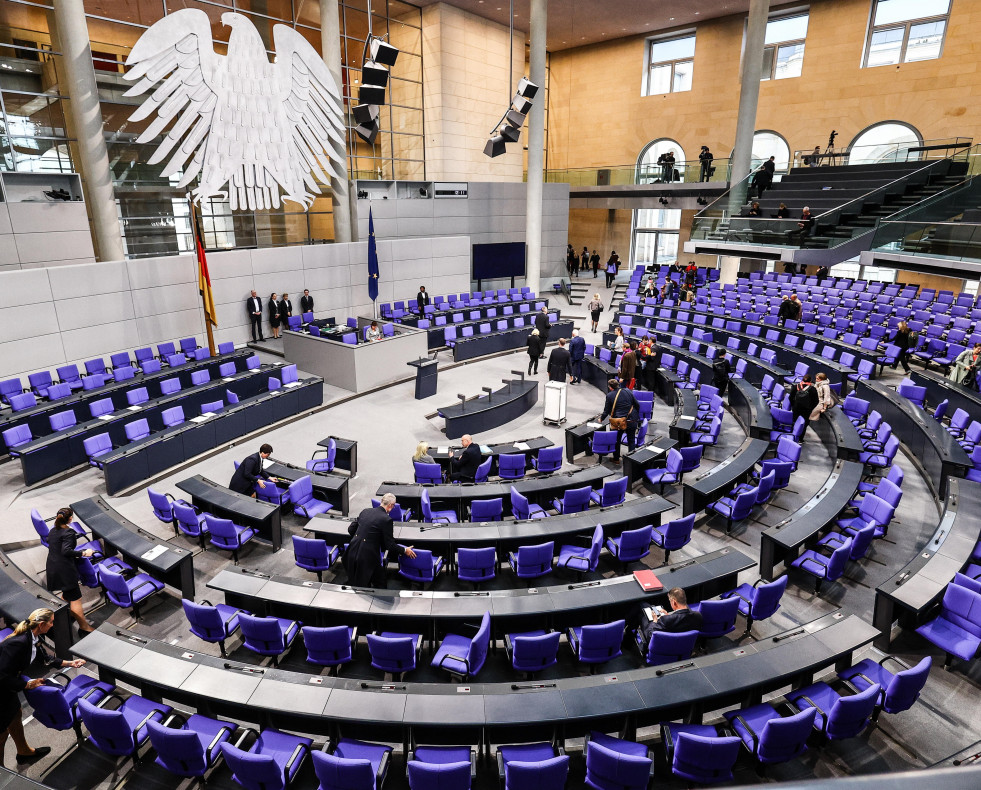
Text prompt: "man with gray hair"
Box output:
[[343, 493, 415, 587]]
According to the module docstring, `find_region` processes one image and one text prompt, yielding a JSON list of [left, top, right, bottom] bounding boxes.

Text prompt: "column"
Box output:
[[524, 0, 546, 294], [728, 0, 770, 212], [719, 255, 741, 286], [320, 0, 353, 243], [52, 0, 124, 262]]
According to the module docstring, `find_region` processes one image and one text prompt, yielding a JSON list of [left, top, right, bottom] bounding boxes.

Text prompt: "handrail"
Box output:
[[541, 158, 734, 187], [791, 137, 973, 169]]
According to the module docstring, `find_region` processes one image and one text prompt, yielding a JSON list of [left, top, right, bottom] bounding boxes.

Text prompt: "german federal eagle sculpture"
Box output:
[[124, 9, 346, 211]]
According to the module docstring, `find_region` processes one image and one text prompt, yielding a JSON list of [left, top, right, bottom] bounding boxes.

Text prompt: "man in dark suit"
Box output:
[[416, 285, 430, 314], [534, 306, 551, 356], [637, 587, 704, 644], [547, 337, 572, 383], [300, 289, 314, 314], [278, 293, 293, 327], [568, 329, 586, 383], [449, 434, 482, 482], [246, 290, 264, 342], [344, 493, 415, 587], [229, 443, 273, 495]]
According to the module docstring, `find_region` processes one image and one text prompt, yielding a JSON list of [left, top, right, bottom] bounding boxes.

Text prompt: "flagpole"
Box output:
[[189, 196, 217, 356]]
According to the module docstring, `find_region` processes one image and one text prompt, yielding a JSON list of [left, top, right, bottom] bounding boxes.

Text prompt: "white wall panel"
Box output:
[[0, 334, 67, 380], [15, 230, 95, 265], [55, 291, 135, 332], [135, 310, 204, 346], [62, 320, 139, 361], [7, 202, 90, 234], [126, 255, 195, 290], [0, 206, 11, 235], [48, 259, 131, 300]]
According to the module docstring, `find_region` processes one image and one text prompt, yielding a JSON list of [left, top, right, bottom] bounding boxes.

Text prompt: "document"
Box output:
[[98, 414, 115, 421], [141, 545, 168, 561], [190, 414, 213, 423], [436, 447, 448, 455], [514, 442, 531, 451], [586, 422, 603, 429], [284, 381, 301, 388], [222, 377, 235, 382], [479, 445, 493, 454], [126, 405, 142, 412]]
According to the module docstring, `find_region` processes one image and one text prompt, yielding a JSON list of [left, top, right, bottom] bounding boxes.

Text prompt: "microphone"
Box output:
[[360, 682, 405, 690], [223, 663, 264, 674], [668, 559, 696, 572], [568, 581, 602, 589], [953, 751, 981, 766], [895, 571, 911, 586], [241, 568, 271, 578], [773, 628, 806, 643], [511, 683, 556, 690], [454, 591, 490, 597], [655, 662, 695, 677], [115, 631, 148, 644]]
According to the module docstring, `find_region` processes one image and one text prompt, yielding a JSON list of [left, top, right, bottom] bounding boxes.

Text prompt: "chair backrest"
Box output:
[[303, 625, 354, 666], [126, 387, 149, 406], [162, 406, 185, 427], [620, 524, 654, 555], [142, 358, 162, 375], [586, 739, 652, 790], [598, 476, 628, 507], [882, 656, 932, 713], [697, 597, 741, 638], [201, 400, 223, 414], [504, 754, 569, 790], [147, 488, 173, 521], [671, 731, 741, 784], [182, 599, 228, 641], [367, 633, 417, 671], [220, 742, 287, 790], [292, 534, 330, 570], [89, 397, 113, 418], [281, 364, 299, 385], [239, 614, 287, 653], [161, 377, 181, 395], [125, 418, 150, 442], [679, 445, 703, 472], [516, 541, 554, 575], [536, 446, 562, 473], [313, 750, 377, 790], [498, 453, 526, 478], [471, 498, 503, 521], [46, 383, 72, 401], [826, 682, 881, 739], [646, 629, 699, 665], [512, 631, 561, 673], [757, 708, 817, 763], [457, 546, 496, 582], [147, 720, 209, 777], [749, 575, 788, 620], [414, 461, 442, 485], [2, 424, 32, 450], [83, 433, 112, 460], [474, 456, 493, 483], [288, 475, 314, 507], [561, 485, 592, 513], [49, 410, 77, 432], [78, 698, 138, 756], [578, 620, 625, 662], [23, 680, 78, 731]]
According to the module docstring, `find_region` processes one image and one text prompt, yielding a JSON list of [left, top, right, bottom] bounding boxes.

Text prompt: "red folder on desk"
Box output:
[[633, 570, 663, 592]]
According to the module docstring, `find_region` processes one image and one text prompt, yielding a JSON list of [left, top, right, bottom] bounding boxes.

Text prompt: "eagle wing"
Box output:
[[272, 25, 347, 191], [122, 9, 220, 187]]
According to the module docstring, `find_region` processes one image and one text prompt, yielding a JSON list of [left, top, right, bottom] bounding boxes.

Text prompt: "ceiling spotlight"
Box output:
[[358, 82, 386, 105], [659, 197, 669, 206], [355, 121, 379, 145], [353, 103, 379, 125], [370, 37, 399, 67]]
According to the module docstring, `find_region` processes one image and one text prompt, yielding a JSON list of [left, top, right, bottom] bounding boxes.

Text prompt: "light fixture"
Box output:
[[483, 0, 538, 157], [370, 37, 399, 67], [354, 12, 401, 145], [484, 135, 507, 158]]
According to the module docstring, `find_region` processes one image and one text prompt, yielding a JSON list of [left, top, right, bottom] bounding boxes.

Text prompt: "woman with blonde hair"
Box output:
[[527, 329, 544, 374], [0, 608, 86, 765], [412, 441, 435, 465], [587, 293, 604, 333]]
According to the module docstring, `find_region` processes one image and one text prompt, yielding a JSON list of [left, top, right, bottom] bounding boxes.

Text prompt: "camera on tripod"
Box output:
[[828, 130, 838, 148]]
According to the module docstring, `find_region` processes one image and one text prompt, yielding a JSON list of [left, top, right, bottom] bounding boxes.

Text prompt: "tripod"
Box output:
[[821, 142, 838, 166]]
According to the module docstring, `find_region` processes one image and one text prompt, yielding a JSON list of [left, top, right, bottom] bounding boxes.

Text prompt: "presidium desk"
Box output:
[[282, 321, 428, 393]]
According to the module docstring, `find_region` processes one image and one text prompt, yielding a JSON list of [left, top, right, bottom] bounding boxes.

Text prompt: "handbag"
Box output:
[[608, 389, 632, 431]]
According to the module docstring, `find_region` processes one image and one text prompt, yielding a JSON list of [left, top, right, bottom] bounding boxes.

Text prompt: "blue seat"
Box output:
[[206, 514, 257, 563], [678, 445, 703, 479], [2, 424, 32, 457], [567, 619, 625, 670], [292, 535, 339, 581], [661, 722, 741, 785], [506, 630, 561, 677], [706, 487, 757, 533], [915, 583, 981, 668], [220, 729, 312, 790], [589, 476, 628, 507], [720, 575, 788, 637], [470, 497, 503, 522], [407, 745, 474, 790], [421, 489, 458, 524], [510, 486, 548, 520], [585, 731, 654, 790], [509, 541, 554, 579], [182, 599, 243, 657], [24, 673, 113, 733], [126, 387, 149, 406], [162, 405, 185, 426], [723, 704, 816, 767], [289, 475, 333, 518], [238, 613, 300, 666], [498, 453, 526, 480], [644, 448, 682, 493], [650, 514, 694, 563], [314, 738, 392, 790], [497, 742, 568, 790], [637, 628, 699, 666], [367, 632, 423, 680], [532, 446, 562, 473], [588, 431, 618, 460], [786, 681, 881, 742], [308, 438, 337, 473], [604, 524, 653, 568], [414, 461, 443, 484], [99, 567, 164, 619], [124, 418, 150, 442], [302, 625, 357, 671], [552, 485, 592, 514], [431, 611, 491, 681], [457, 547, 496, 586], [838, 655, 932, 717], [78, 693, 172, 757], [473, 456, 493, 483], [556, 524, 603, 576], [173, 501, 208, 545], [399, 548, 444, 586], [791, 541, 852, 594], [83, 433, 114, 468], [28, 370, 53, 398], [689, 596, 741, 640], [147, 715, 235, 779]]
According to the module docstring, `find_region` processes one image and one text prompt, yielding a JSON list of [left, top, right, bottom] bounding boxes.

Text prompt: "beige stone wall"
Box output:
[[421, 2, 526, 182]]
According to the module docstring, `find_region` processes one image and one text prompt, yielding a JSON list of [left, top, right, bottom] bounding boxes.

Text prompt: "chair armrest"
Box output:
[[283, 744, 308, 777], [129, 579, 160, 599], [436, 653, 471, 674], [376, 750, 391, 783], [165, 711, 188, 728], [879, 654, 911, 672], [132, 708, 164, 738], [797, 695, 828, 734], [47, 671, 72, 688]]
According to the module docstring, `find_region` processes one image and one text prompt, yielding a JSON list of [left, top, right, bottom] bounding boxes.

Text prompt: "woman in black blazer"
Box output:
[[45, 508, 96, 633], [0, 608, 86, 765], [268, 292, 281, 339]]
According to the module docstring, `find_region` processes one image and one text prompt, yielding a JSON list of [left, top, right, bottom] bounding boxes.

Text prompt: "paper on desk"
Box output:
[[190, 414, 213, 423], [126, 405, 142, 412], [514, 442, 531, 451], [141, 545, 168, 561], [436, 447, 448, 455], [586, 422, 603, 429], [98, 414, 115, 421], [479, 445, 492, 454], [284, 381, 302, 388], [262, 458, 273, 470], [222, 377, 235, 382]]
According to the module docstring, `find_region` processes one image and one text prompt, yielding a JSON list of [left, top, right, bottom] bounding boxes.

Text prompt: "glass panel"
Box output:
[[2, 92, 67, 137], [673, 60, 693, 92], [774, 43, 805, 79], [764, 14, 809, 45], [751, 131, 790, 171], [874, 0, 949, 26], [761, 46, 774, 80], [650, 35, 695, 63], [83, 0, 168, 27], [636, 209, 682, 230], [867, 26, 904, 67], [905, 20, 945, 62], [638, 140, 686, 179], [849, 122, 920, 164], [7, 137, 72, 172], [648, 63, 672, 96], [656, 233, 679, 263], [234, 0, 295, 21]]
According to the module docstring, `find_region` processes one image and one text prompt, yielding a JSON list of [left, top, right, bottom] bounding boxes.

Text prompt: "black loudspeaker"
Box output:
[[359, 84, 386, 105], [516, 76, 539, 99], [505, 109, 526, 128], [361, 61, 390, 89], [483, 135, 506, 158], [370, 38, 400, 67], [501, 125, 521, 143], [355, 121, 379, 144], [353, 103, 379, 125], [511, 95, 532, 115]]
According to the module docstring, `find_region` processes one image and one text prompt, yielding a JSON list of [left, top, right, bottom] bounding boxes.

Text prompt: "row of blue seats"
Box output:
[[893, 382, 981, 480]]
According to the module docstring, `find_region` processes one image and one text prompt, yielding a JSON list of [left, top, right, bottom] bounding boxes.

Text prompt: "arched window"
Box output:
[[637, 138, 687, 184], [751, 130, 791, 171], [848, 122, 922, 164]]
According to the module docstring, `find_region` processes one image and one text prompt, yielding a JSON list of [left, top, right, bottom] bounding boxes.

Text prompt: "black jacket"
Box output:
[[547, 347, 571, 382], [527, 334, 545, 357], [343, 506, 404, 587], [792, 383, 819, 421], [46, 527, 83, 591], [268, 298, 280, 321], [0, 631, 58, 730], [300, 294, 314, 313], [278, 299, 293, 319], [229, 452, 269, 495], [535, 312, 551, 335], [417, 291, 430, 312], [569, 335, 586, 361], [246, 296, 263, 317], [451, 443, 483, 481], [602, 385, 640, 422], [642, 607, 704, 642], [890, 329, 913, 350]]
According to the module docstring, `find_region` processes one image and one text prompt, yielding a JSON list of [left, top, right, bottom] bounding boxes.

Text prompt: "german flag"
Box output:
[[188, 197, 217, 330]]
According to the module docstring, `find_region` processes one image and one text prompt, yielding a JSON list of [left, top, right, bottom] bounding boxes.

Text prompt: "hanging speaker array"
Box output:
[[484, 77, 539, 158], [355, 36, 400, 145]]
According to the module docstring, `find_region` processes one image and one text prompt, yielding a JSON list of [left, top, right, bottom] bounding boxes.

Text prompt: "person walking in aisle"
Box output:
[[889, 320, 914, 374], [45, 508, 97, 633], [587, 293, 604, 333], [605, 255, 618, 288], [535, 306, 551, 354], [579, 246, 589, 278], [590, 249, 601, 278], [547, 338, 572, 383], [527, 329, 544, 374]]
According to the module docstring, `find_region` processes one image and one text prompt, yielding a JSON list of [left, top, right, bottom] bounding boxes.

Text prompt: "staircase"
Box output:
[[567, 279, 591, 305]]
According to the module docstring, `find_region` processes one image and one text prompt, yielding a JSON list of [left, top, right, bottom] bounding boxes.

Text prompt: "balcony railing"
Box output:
[[541, 158, 733, 187]]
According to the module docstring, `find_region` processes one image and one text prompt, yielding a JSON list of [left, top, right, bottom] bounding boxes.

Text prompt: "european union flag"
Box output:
[[367, 208, 379, 302]]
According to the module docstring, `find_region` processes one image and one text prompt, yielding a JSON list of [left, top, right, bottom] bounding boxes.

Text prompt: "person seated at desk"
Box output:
[[747, 202, 762, 217], [635, 587, 703, 645], [413, 441, 435, 465], [229, 443, 273, 496], [344, 493, 415, 587], [449, 434, 481, 482], [365, 321, 382, 342]]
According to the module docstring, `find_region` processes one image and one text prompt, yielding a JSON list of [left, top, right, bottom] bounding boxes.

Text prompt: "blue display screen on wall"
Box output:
[[472, 242, 526, 280]]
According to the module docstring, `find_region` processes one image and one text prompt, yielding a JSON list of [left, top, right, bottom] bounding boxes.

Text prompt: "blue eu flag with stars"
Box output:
[[367, 208, 379, 302]]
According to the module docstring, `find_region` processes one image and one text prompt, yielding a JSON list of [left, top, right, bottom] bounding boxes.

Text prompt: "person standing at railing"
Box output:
[[657, 151, 676, 183], [699, 145, 714, 182]]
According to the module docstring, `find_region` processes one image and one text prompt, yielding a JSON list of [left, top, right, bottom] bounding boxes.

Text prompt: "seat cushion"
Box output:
[[916, 618, 981, 662], [591, 730, 649, 758]]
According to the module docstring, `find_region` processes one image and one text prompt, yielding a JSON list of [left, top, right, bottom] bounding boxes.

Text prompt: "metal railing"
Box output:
[[790, 137, 972, 169], [541, 158, 733, 187]]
